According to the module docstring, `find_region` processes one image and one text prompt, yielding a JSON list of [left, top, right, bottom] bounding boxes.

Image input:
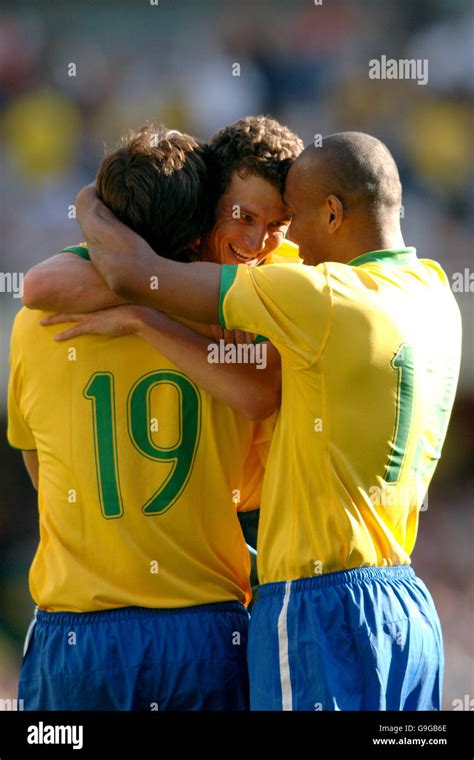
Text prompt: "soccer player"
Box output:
[[7, 125, 280, 711], [58, 132, 462, 711], [23, 117, 303, 419], [23, 116, 302, 315], [23, 115, 304, 586]]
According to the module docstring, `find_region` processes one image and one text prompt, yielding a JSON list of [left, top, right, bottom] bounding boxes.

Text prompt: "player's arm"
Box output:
[[41, 305, 281, 420], [135, 312, 281, 420], [77, 187, 329, 355], [22, 450, 39, 490], [76, 185, 221, 323], [22, 253, 126, 313]]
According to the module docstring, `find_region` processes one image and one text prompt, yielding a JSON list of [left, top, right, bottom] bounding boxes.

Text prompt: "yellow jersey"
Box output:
[[219, 247, 462, 584], [264, 239, 302, 265], [8, 305, 270, 612]]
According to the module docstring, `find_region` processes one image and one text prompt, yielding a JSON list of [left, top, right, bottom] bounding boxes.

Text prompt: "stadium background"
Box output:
[[0, 0, 472, 709]]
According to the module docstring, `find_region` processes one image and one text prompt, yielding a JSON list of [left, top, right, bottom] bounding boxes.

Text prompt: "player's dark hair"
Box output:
[[208, 115, 304, 199], [96, 124, 215, 262]]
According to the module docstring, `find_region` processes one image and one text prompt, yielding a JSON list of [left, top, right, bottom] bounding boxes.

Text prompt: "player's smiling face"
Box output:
[[201, 172, 292, 266]]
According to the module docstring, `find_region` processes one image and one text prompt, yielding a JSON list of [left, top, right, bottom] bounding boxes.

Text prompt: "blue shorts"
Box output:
[[248, 566, 443, 711], [19, 601, 249, 711]]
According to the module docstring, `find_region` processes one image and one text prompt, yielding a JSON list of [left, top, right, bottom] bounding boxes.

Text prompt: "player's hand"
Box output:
[[75, 183, 99, 222], [75, 182, 124, 250], [208, 325, 256, 344], [40, 305, 151, 341]]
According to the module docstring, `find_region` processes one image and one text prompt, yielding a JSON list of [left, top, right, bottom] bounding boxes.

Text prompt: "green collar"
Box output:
[[348, 247, 417, 267]]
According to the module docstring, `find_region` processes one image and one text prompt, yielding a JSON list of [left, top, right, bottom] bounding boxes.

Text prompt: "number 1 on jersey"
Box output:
[[384, 344, 415, 484], [84, 372, 124, 518]]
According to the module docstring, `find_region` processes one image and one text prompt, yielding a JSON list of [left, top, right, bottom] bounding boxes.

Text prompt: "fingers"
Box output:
[[233, 330, 245, 344], [53, 326, 86, 342], [40, 314, 81, 326], [209, 326, 255, 344], [234, 330, 255, 345], [208, 324, 224, 342], [40, 313, 88, 340], [223, 329, 235, 344], [75, 183, 97, 211]]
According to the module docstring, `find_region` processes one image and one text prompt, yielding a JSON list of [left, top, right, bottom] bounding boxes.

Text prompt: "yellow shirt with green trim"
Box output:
[[219, 247, 462, 584], [8, 295, 273, 611]]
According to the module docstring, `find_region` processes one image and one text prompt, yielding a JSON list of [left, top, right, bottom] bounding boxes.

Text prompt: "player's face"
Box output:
[[284, 162, 326, 265], [201, 172, 292, 266]]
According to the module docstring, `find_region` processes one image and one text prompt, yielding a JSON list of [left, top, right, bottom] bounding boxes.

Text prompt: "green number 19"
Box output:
[[84, 370, 201, 519]]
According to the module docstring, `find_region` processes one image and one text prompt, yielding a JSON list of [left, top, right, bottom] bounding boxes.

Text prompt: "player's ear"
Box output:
[[326, 195, 344, 234]]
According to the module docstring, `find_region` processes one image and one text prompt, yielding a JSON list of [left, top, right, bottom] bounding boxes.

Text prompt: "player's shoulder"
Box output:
[[261, 240, 302, 266], [12, 305, 32, 329], [10, 306, 37, 354], [418, 256, 451, 286], [251, 259, 330, 301], [12, 305, 47, 338], [418, 257, 462, 321], [263, 239, 302, 265], [273, 238, 301, 261]]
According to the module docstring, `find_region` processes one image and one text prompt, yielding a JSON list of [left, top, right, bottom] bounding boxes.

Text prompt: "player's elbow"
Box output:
[[22, 268, 53, 310], [239, 387, 281, 421]]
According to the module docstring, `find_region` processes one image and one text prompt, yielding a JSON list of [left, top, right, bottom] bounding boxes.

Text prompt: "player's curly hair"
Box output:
[[208, 115, 304, 199], [96, 124, 215, 262]]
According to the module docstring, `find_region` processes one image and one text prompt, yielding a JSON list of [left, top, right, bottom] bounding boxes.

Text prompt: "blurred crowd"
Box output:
[[0, 0, 472, 708], [0, 1, 472, 276]]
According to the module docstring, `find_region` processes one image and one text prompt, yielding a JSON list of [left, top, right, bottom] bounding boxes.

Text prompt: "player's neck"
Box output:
[[342, 226, 406, 264]]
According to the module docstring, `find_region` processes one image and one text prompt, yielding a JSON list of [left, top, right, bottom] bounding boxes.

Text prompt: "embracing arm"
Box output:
[[23, 253, 126, 313], [42, 305, 281, 421], [135, 311, 281, 420], [77, 185, 221, 323]]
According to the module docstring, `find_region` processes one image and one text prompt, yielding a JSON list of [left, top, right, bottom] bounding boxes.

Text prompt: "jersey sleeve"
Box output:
[[62, 243, 90, 260], [7, 312, 36, 450], [219, 262, 332, 368]]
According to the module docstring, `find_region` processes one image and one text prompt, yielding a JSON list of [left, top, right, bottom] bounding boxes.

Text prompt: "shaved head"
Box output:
[[297, 132, 402, 216], [285, 131, 405, 265]]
